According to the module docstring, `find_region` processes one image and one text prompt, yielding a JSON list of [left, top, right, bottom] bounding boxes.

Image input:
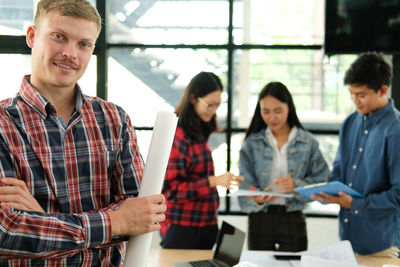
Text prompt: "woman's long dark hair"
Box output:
[[175, 72, 222, 141], [245, 82, 303, 139]]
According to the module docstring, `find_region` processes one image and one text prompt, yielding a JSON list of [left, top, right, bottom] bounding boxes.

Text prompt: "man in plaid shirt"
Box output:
[[0, 0, 166, 266]]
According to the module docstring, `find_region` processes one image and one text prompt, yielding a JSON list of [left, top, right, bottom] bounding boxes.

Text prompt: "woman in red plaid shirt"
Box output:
[[160, 72, 242, 249]]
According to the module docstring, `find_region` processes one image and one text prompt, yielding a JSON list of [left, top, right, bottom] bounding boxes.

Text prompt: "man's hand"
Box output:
[[312, 191, 353, 209], [274, 173, 296, 193], [108, 194, 166, 237], [0, 177, 45, 212]]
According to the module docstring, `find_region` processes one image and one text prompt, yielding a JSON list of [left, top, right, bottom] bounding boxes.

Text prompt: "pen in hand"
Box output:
[[265, 170, 294, 191], [241, 180, 273, 192], [240, 180, 257, 191], [241, 170, 293, 192], [262, 183, 274, 191]]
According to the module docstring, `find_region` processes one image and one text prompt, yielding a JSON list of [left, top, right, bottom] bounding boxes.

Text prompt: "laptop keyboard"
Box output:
[[189, 260, 224, 267]]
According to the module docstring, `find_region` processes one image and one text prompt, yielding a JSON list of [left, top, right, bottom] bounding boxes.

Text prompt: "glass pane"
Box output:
[[232, 50, 357, 128], [135, 130, 153, 161], [209, 131, 228, 212], [233, 0, 324, 45], [313, 134, 339, 170], [321, 54, 358, 127], [228, 132, 245, 212], [0, 0, 34, 35], [108, 0, 229, 44], [108, 48, 228, 127], [0, 0, 96, 35], [1, 54, 31, 99], [78, 56, 97, 97], [0, 54, 96, 100]]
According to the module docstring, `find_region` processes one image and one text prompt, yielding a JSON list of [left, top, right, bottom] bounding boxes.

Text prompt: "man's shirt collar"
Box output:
[[19, 75, 84, 119]]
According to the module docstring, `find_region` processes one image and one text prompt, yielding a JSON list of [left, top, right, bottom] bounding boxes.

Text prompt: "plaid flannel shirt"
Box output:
[[0, 76, 144, 266], [161, 125, 219, 234]]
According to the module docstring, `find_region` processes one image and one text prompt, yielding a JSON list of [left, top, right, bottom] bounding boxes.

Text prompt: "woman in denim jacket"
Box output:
[[239, 82, 329, 252]]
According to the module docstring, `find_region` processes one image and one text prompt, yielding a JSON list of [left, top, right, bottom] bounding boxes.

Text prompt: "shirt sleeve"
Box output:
[[292, 137, 330, 204], [162, 131, 214, 203], [295, 137, 330, 188], [238, 139, 265, 213], [330, 114, 354, 183], [0, 207, 112, 259], [110, 110, 143, 200], [329, 124, 344, 183]]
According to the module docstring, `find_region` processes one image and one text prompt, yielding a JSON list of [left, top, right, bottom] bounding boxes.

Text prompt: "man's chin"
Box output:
[[52, 77, 78, 88]]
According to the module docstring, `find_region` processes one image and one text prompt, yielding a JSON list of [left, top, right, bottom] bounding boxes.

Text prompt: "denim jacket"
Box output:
[[238, 127, 329, 212]]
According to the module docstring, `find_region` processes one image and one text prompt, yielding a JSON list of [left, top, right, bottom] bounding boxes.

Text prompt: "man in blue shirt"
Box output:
[[313, 52, 400, 257]]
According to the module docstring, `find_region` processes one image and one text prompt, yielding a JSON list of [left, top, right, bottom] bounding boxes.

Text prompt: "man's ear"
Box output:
[[26, 25, 36, 49], [379, 85, 389, 96]]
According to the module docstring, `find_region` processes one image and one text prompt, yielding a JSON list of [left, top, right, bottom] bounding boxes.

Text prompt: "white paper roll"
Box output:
[[124, 111, 178, 267]]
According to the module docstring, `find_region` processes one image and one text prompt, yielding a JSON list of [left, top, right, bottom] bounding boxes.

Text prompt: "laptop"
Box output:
[[173, 221, 246, 267]]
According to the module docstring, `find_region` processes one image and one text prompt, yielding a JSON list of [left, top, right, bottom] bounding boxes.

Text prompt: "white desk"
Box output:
[[149, 249, 400, 267]]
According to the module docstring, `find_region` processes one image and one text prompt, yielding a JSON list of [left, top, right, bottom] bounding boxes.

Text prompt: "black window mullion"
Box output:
[[95, 0, 108, 100]]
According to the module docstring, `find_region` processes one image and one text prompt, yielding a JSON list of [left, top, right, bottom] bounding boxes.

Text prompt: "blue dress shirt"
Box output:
[[331, 99, 400, 254]]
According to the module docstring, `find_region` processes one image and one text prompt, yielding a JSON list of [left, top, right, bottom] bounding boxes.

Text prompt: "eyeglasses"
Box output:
[[197, 97, 220, 110]]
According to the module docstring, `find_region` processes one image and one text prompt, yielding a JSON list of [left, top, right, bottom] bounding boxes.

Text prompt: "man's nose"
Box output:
[[62, 43, 77, 60]]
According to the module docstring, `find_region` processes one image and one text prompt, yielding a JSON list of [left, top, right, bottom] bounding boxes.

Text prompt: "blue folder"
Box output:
[[294, 181, 363, 200]]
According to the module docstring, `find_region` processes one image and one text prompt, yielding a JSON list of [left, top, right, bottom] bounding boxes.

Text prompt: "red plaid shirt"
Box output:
[[161, 125, 219, 234], [0, 76, 144, 266]]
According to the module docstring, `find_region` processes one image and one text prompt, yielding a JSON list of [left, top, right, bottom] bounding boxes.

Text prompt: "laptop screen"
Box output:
[[214, 221, 246, 266]]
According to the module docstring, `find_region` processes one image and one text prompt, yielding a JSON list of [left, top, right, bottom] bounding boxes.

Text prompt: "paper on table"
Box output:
[[239, 251, 300, 267], [303, 240, 357, 263], [230, 189, 293, 198], [124, 111, 178, 267], [239, 241, 361, 267], [300, 255, 366, 267]]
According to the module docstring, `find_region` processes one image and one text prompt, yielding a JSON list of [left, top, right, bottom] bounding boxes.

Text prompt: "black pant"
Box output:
[[248, 206, 307, 252], [160, 224, 218, 249]]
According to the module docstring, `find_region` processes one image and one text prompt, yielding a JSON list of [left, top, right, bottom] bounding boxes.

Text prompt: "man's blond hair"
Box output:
[[34, 0, 102, 34]]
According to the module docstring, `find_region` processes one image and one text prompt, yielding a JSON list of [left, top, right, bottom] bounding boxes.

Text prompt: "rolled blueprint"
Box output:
[[124, 111, 178, 267]]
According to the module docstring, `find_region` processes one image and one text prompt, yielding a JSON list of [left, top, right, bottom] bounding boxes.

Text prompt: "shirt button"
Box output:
[[344, 218, 348, 223], [363, 115, 367, 120], [352, 165, 357, 169], [354, 210, 359, 214], [348, 183, 352, 187], [359, 147, 363, 152], [364, 130, 368, 134]]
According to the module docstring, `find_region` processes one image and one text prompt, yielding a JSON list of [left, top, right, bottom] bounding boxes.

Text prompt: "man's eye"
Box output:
[[54, 34, 63, 39], [81, 42, 92, 48]]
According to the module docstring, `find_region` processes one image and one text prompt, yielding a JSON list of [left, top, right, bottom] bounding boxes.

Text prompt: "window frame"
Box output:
[[2, 0, 400, 217]]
